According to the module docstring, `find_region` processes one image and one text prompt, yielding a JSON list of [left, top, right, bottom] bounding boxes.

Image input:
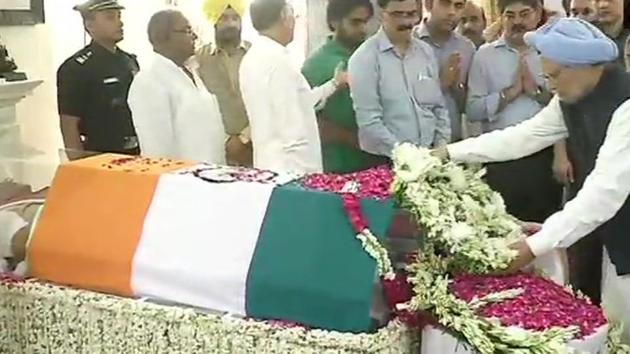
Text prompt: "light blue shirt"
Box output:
[[415, 22, 476, 141], [466, 36, 546, 132], [348, 29, 451, 157]]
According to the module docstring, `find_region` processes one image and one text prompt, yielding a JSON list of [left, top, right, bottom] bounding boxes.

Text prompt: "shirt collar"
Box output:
[[153, 52, 199, 87], [493, 36, 508, 48], [376, 29, 395, 52], [493, 35, 535, 54], [325, 35, 352, 55], [257, 35, 289, 54], [415, 20, 431, 39], [211, 41, 251, 56], [89, 41, 120, 57], [414, 19, 456, 48], [376, 28, 427, 56]]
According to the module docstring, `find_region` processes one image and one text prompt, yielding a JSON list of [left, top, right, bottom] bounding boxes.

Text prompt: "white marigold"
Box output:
[[446, 165, 468, 191], [393, 143, 440, 182], [447, 222, 476, 243]]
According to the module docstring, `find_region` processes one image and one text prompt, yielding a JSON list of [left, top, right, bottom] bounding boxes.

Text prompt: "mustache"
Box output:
[[217, 27, 240, 36], [511, 24, 527, 32]]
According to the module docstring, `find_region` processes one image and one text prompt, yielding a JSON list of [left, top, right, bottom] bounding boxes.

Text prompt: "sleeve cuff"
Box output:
[[239, 126, 251, 144], [446, 140, 471, 161], [525, 232, 555, 257]]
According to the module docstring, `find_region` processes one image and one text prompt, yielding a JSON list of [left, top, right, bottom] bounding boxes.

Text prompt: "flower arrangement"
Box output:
[[392, 143, 523, 275], [451, 273, 607, 338], [389, 143, 620, 353], [0, 278, 420, 354]]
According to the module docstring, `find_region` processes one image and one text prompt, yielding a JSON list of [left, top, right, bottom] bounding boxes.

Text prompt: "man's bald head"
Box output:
[[148, 9, 181, 46], [147, 10, 197, 65]]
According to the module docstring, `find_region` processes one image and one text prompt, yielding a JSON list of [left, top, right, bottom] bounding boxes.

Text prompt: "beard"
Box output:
[[462, 28, 478, 37], [216, 26, 241, 45], [337, 28, 365, 49]]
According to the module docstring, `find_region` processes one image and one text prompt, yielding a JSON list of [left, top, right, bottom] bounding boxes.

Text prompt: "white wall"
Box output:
[[0, 0, 308, 158], [0, 24, 62, 155]]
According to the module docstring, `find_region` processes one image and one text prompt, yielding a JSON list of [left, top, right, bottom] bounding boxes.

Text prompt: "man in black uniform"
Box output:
[[57, 0, 140, 156]]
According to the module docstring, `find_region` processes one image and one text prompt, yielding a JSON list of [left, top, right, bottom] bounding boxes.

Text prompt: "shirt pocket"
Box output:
[[412, 75, 443, 107], [102, 76, 125, 108]]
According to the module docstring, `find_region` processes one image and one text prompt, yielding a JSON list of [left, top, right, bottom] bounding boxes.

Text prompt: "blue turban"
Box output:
[[524, 18, 618, 67]]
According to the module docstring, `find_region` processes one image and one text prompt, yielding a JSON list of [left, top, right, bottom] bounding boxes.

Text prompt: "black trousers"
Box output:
[[565, 182, 603, 304], [485, 147, 562, 223], [567, 231, 603, 304]]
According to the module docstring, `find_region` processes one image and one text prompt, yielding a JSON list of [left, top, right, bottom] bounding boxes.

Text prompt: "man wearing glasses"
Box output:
[[348, 0, 451, 159], [434, 18, 630, 342], [466, 0, 560, 224], [127, 10, 226, 164]]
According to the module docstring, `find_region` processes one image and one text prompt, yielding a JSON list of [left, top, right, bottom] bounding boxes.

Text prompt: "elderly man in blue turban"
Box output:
[[434, 17, 630, 342]]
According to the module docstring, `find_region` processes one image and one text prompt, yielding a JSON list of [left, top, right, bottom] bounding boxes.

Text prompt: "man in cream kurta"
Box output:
[[436, 18, 630, 342], [128, 10, 226, 164], [240, 0, 342, 175]]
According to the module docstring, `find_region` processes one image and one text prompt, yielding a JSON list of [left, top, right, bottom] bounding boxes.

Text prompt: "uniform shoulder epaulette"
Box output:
[[75, 50, 93, 65]]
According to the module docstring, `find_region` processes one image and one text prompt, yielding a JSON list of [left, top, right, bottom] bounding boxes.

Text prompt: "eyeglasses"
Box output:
[[540, 67, 563, 81], [173, 27, 194, 35], [384, 10, 420, 20]]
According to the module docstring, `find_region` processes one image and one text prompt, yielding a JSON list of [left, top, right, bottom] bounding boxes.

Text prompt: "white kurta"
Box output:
[[239, 35, 336, 174], [448, 96, 630, 343], [128, 53, 226, 164]]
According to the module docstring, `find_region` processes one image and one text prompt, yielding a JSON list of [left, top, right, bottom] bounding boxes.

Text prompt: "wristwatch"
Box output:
[[239, 134, 251, 145]]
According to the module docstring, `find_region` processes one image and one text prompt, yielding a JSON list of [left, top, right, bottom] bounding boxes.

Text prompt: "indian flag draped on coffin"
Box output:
[[27, 154, 395, 333]]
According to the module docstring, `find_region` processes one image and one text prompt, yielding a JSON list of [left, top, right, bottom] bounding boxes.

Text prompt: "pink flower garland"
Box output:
[[451, 273, 607, 338], [302, 166, 393, 201], [0, 272, 25, 285], [303, 167, 395, 279], [301, 166, 393, 233], [382, 272, 424, 327]]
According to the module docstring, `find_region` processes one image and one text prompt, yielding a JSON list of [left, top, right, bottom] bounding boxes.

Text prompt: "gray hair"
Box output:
[[147, 9, 182, 46]]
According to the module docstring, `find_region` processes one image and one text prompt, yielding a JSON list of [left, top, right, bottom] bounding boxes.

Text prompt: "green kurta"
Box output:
[[302, 38, 384, 174]]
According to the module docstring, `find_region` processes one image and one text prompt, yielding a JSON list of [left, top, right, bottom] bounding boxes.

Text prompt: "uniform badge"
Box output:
[[103, 77, 120, 84], [75, 51, 93, 65]]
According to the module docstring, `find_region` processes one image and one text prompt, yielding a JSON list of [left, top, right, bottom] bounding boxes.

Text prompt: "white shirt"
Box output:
[[447, 96, 630, 257], [128, 53, 226, 164], [239, 35, 336, 174]]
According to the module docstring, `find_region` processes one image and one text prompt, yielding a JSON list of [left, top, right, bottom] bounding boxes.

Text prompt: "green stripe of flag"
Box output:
[[246, 184, 395, 333]]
